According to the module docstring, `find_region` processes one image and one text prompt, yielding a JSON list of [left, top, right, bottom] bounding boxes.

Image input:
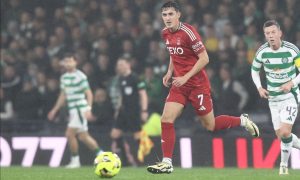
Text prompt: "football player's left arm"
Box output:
[[85, 89, 93, 108], [139, 89, 148, 122], [48, 91, 66, 121], [172, 50, 209, 87], [281, 55, 300, 93], [84, 88, 94, 120]]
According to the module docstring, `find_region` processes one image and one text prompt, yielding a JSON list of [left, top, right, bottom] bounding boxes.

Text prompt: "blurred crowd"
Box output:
[[1, 0, 300, 134]]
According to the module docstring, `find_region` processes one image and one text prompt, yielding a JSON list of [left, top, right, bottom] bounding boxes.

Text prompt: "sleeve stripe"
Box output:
[[284, 44, 299, 54], [255, 58, 262, 63], [181, 24, 197, 41], [284, 41, 300, 53], [252, 66, 261, 71], [256, 43, 268, 55], [138, 82, 146, 89]]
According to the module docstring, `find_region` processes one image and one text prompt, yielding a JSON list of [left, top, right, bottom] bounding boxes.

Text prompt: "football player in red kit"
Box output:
[[147, 1, 259, 174]]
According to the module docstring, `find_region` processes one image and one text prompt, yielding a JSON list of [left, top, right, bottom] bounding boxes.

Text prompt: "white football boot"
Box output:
[[240, 114, 260, 137], [147, 162, 173, 174], [279, 162, 289, 175]]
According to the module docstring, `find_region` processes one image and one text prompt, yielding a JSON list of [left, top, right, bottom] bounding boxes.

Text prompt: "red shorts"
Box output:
[[166, 85, 213, 116]]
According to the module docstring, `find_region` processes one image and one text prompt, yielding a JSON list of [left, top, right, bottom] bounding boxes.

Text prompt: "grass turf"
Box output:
[[1, 166, 300, 180]]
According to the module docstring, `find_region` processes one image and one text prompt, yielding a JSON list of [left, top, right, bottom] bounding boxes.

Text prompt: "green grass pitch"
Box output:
[[1, 166, 300, 180]]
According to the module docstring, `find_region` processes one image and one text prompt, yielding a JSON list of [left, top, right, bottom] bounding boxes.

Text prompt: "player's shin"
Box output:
[[161, 122, 175, 165], [214, 115, 241, 131], [280, 135, 293, 166]]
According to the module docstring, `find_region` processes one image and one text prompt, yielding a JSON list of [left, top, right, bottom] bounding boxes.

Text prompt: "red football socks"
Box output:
[[160, 116, 240, 158], [214, 115, 241, 131], [161, 122, 175, 158]]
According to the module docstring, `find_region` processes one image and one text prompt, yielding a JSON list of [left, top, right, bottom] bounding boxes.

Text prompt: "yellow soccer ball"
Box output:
[[94, 152, 121, 178]]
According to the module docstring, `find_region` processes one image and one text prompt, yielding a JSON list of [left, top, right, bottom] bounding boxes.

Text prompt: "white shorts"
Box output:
[[269, 98, 298, 130], [68, 108, 88, 132]]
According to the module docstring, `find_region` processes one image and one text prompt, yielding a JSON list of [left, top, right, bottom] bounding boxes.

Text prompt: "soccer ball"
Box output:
[[94, 152, 122, 178]]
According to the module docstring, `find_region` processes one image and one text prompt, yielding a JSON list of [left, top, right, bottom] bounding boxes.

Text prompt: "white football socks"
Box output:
[[281, 135, 293, 166], [240, 115, 246, 127], [71, 155, 80, 162]]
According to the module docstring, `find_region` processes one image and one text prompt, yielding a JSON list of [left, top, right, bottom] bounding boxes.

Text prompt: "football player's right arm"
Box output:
[[48, 91, 65, 121], [163, 57, 173, 87], [251, 57, 269, 99]]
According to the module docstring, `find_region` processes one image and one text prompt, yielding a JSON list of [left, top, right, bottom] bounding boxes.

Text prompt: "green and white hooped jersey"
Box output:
[[60, 70, 90, 110], [252, 41, 300, 102]]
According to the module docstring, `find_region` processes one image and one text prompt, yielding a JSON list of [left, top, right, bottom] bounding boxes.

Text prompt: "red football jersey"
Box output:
[[162, 22, 210, 89]]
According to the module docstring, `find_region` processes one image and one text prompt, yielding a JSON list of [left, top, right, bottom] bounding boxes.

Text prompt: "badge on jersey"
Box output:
[[125, 86, 133, 95], [281, 57, 288, 63], [176, 38, 181, 45]]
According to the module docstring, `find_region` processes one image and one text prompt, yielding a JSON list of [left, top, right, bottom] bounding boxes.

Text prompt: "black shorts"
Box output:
[[114, 110, 141, 132]]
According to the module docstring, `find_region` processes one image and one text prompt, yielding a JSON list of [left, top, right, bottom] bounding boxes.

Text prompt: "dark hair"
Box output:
[[161, 1, 180, 12], [63, 53, 77, 60], [263, 20, 280, 30]]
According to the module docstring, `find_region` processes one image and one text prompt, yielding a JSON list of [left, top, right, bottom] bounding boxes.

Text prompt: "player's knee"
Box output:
[[279, 128, 291, 138], [65, 130, 76, 139], [204, 124, 215, 131], [275, 130, 280, 138], [200, 120, 214, 131], [161, 114, 174, 123], [78, 133, 88, 142]]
